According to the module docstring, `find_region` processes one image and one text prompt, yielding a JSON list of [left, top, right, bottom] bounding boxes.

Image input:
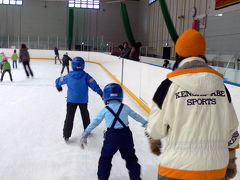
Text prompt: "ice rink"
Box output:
[[0, 59, 239, 180]]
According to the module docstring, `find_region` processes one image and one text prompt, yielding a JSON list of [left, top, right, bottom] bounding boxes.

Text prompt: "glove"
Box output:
[[225, 151, 237, 180], [57, 86, 63, 92], [80, 132, 90, 149], [149, 139, 161, 156], [80, 136, 88, 149], [142, 122, 148, 128]]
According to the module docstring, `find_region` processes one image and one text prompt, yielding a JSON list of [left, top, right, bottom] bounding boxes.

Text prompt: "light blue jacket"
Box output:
[[84, 100, 147, 134], [55, 70, 103, 103]]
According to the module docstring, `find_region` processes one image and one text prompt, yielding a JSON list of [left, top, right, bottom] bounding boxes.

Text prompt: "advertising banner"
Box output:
[[216, 0, 240, 9]]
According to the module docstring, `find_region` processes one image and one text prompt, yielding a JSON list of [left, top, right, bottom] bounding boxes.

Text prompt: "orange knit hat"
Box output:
[[176, 29, 206, 57]]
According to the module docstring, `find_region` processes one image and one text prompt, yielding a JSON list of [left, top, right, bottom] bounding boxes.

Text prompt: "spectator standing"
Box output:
[[129, 42, 142, 61], [121, 42, 131, 59]]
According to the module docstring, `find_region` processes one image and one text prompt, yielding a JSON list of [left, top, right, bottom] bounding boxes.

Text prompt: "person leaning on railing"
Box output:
[[129, 42, 142, 61]]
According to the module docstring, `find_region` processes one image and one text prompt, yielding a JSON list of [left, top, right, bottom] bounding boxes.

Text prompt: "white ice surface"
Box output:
[[0, 60, 239, 180]]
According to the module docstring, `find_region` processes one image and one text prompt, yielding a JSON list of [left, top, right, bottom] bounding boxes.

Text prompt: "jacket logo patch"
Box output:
[[175, 90, 225, 106], [89, 78, 95, 83], [187, 98, 216, 105], [228, 131, 239, 146]]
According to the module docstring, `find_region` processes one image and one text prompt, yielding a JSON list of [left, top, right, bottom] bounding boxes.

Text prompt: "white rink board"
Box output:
[[1, 48, 240, 117]]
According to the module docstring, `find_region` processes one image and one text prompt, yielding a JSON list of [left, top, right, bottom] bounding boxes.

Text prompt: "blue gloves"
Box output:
[[57, 86, 63, 92], [55, 76, 64, 92]]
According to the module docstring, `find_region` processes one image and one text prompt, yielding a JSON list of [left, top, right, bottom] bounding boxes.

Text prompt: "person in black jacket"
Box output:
[[118, 45, 124, 57], [61, 52, 72, 74], [162, 59, 170, 68], [54, 47, 61, 64], [129, 42, 142, 61]]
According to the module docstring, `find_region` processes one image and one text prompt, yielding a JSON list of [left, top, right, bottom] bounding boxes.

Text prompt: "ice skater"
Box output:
[[61, 52, 72, 74], [55, 57, 103, 142], [146, 29, 239, 180], [19, 44, 34, 78], [11, 49, 18, 69], [1, 56, 13, 82], [80, 83, 147, 180], [54, 47, 61, 64], [0, 51, 5, 73]]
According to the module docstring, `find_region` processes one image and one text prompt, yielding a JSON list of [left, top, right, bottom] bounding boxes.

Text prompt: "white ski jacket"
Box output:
[[146, 57, 239, 180]]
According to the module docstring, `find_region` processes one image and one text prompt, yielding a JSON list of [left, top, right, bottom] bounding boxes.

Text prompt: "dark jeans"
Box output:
[[12, 60, 17, 69], [1, 70, 13, 81], [63, 103, 90, 138], [61, 65, 69, 74], [55, 54, 61, 64], [23, 61, 34, 77], [98, 128, 141, 180]]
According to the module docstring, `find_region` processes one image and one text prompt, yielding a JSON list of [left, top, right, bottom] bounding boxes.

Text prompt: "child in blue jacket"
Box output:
[[80, 83, 147, 180], [55, 57, 103, 142]]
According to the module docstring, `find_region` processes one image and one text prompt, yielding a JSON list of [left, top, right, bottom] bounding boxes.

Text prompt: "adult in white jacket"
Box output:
[[146, 29, 239, 180]]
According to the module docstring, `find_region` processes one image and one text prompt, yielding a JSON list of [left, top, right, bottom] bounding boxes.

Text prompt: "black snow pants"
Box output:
[[1, 70, 13, 81], [98, 128, 141, 180], [61, 65, 69, 74], [63, 102, 90, 138], [23, 61, 34, 77]]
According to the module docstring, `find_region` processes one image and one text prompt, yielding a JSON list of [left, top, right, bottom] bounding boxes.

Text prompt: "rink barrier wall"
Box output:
[[87, 60, 151, 113], [225, 81, 240, 87], [4, 53, 151, 113], [1, 49, 240, 118]]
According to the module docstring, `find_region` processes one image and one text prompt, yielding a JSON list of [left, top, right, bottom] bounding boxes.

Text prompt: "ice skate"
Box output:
[[63, 137, 69, 143]]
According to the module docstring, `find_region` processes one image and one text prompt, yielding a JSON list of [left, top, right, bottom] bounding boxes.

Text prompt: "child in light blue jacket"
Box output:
[[80, 83, 147, 180]]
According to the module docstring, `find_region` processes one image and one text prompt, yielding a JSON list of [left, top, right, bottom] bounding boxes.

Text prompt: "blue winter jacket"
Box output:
[[55, 70, 103, 103]]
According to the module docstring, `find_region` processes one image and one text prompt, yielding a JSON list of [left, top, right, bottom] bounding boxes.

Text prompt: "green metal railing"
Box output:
[[0, 35, 111, 52]]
